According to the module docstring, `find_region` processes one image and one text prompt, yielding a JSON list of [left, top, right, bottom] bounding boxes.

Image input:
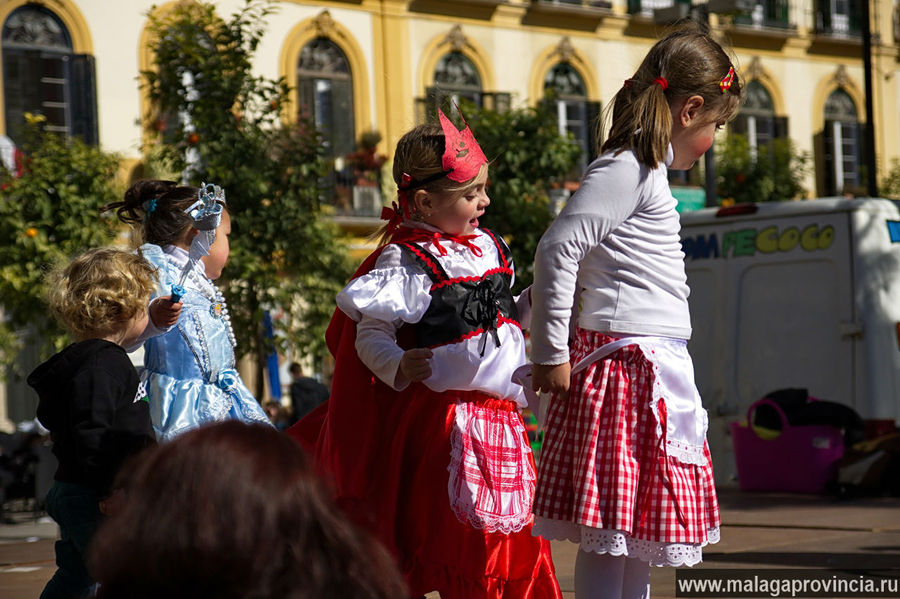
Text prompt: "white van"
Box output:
[[679, 198, 900, 484]]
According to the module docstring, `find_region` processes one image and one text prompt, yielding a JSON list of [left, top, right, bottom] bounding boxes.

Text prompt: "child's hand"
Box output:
[[399, 348, 433, 382], [532, 362, 571, 398], [149, 296, 182, 328]]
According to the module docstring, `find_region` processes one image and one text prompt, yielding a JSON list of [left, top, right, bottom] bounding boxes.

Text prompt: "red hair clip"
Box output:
[[720, 66, 735, 94], [654, 77, 669, 91]]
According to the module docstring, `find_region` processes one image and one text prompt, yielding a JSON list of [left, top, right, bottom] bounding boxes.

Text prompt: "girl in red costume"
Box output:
[[289, 112, 561, 598]]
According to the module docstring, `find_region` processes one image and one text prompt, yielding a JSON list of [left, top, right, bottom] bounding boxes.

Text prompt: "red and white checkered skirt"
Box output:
[[532, 329, 720, 567]]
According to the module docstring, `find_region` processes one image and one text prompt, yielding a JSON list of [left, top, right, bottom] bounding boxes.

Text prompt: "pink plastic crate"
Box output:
[[730, 398, 844, 494]]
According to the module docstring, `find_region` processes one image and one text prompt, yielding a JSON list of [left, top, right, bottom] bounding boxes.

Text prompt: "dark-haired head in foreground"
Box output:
[[90, 421, 408, 599]]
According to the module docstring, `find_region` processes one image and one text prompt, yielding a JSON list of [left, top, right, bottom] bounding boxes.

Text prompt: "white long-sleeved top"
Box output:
[[336, 224, 532, 406], [530, 146, 691, 366]]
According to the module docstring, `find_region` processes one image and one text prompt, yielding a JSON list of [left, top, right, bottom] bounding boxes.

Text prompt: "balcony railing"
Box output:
[[533, 0, 613, 7], [732, 0, 794, 29], [627, 0, 680, 18], [326, 165, 385, 218], [815, 0, 861, 37], [414, 91, 512, 125]]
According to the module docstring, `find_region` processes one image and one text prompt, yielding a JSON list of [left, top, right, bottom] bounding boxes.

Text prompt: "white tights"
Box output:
[[574, 550, 651, 599]]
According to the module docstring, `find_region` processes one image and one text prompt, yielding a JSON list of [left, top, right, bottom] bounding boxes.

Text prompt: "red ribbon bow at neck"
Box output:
[[386, 226, 484, 258], [418, 230, 483, 258]]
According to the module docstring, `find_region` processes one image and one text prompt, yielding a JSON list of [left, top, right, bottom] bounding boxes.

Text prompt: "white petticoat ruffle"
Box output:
[[532, 517, 720, 567]]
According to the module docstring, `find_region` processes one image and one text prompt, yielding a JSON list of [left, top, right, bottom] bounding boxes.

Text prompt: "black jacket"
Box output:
[[290, 377, 329, 422], [28, 339, 155, 497]]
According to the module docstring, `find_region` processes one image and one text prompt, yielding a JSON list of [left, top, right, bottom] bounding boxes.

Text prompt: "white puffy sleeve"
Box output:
[[335, 244, 432, 390]]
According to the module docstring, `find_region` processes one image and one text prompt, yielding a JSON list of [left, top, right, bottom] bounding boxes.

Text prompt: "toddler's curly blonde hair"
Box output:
[[47, 248, 157, 339]]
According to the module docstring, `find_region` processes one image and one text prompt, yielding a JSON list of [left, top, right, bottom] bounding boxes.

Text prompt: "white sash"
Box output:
[[570, 336, 656, 376], [512, 337, 649, 427]]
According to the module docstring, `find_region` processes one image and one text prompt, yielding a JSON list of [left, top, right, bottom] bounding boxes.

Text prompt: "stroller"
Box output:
[[0, 420, 55, 519]]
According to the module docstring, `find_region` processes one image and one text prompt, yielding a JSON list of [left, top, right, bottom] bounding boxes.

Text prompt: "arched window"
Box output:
[[433, 51, 482, 106], [823, 89, 862, 196], [297, 37, 355, 158], [2, 4, 97, 144], [731, 81, 784, 159], [419, 51, 490, 122], [543, 62, 598, 175]]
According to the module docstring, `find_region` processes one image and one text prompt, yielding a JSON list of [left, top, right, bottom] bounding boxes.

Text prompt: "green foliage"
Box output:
[[459, 100, 582, 292], [879, 159, 900, 200], [143, 0, 350, 373], [0, 115, 121, 366], [716, 134, 810, 204]]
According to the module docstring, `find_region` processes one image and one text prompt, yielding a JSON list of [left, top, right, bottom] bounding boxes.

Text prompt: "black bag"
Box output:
[[752, 388, 865, 447]]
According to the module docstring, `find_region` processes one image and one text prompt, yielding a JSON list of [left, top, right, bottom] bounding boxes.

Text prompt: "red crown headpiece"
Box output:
[[439, 107, 487, 182]]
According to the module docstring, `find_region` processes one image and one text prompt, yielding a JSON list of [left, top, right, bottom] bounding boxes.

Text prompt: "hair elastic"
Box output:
[[397, 170, 450, 192], [719, 66, 735, 94], [654, 77, 669, 91], [143, 198, 158, 215], [623, 79, 633, 89]]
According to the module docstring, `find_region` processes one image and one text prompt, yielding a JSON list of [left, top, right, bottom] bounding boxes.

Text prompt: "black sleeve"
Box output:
[[316, 381, 330, 403], [68, 360, 154, 496]]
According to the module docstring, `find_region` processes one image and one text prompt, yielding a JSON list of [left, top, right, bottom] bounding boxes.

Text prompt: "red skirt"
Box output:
[[319, 385, 561, 599], [533, 330, 719, 566]]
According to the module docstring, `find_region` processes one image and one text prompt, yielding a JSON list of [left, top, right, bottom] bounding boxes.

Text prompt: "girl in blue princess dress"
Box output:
[[103, 180, 269, 440]]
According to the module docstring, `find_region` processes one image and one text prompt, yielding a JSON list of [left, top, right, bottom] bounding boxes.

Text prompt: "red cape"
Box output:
[[286, 228, 421, 527]]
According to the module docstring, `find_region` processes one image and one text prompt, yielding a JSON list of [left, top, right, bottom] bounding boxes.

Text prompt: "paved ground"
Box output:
[[1, 487, 898, 598]]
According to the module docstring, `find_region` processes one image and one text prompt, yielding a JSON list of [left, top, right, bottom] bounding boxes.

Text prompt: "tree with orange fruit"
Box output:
[[716, 133, 810, 204], [0, 113, 121, 368], [142, 0, 350, 396]]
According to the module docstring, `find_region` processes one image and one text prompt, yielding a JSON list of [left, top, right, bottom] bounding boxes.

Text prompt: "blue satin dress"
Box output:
[[140, 244, 270, 440]]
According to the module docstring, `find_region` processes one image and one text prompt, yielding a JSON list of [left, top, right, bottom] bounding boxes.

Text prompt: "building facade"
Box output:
[[1, 0, 900, 426], [3, 0, 899, 202]]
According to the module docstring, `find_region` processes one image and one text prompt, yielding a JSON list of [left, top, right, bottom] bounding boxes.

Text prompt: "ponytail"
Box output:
[[103, 179, 202, 246], [104, 179, 177, 225], [602, 79, 674, 168], [599, 24, 742, 169]]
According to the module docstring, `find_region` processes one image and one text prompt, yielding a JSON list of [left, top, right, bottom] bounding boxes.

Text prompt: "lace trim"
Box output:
[[146, 370, 265, 442], [641, 346, 708, 467], [447, 402, 535, 535], [157, 392, 268, 442], [532, 518, 720, 567], [665, 438, 709, 466]]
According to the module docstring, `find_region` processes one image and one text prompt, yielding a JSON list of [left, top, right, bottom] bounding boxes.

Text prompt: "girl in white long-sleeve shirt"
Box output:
[[530, 26, 743, 599]]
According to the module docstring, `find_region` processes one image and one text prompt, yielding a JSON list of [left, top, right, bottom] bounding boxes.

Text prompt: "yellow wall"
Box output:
[[2, 0, 897, 194]]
